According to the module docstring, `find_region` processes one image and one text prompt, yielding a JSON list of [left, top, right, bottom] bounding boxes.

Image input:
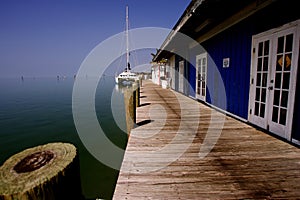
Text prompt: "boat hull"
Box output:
[[115, 71, 139, 85], [115, 77, 138, 86]]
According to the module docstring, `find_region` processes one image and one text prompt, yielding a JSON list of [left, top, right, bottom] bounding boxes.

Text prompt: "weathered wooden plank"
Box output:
[[113, 80, 300, 199]]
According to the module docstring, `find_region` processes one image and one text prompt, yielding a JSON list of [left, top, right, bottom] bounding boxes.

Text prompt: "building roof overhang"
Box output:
[[153, 0, 276, 62]]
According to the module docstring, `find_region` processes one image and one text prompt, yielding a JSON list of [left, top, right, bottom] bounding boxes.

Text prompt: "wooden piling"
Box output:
[[134, 81, 140, 108], [123, 81, 142, 135], [0, 142, 83, 200], [124, 88, 136, 135], [139, 76, 142, 87], [136, 86, 140, 107]]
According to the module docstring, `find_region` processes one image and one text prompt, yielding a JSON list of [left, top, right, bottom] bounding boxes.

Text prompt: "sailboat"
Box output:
[[115, 5, 139, 85]]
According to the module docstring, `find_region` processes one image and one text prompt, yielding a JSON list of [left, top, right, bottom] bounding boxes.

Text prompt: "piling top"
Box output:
[[0, 142, 77, 195]]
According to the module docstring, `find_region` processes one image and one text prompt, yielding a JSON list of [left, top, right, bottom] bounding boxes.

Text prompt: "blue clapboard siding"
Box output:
[[188, 61, 196, 97], [201, 22, 252, 119]]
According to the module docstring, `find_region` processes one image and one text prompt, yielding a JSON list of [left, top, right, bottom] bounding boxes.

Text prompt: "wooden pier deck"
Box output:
[[113, 80, 300, 199]]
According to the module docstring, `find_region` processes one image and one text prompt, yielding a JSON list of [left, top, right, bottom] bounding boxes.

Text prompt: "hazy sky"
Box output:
[[0, 0, 191, 77]]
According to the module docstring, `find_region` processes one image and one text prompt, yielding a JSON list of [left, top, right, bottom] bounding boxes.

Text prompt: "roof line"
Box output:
[[153, 0, 205, 61]]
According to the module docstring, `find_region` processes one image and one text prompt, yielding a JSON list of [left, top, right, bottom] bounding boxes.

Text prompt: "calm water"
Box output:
[[0, 76, 128, 199]]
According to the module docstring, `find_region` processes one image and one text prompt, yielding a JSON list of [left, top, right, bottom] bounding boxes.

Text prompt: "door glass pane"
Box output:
[[258, 42, 263, 56], [279, 108, 287, 125], [260, 103, 265, 118], [261, 88, 266, 102], [256, 73, 261, 86], [276, 55, 283, 71], [275, 73, 282, 89], [262, 73, 268, 87], [255, 102, 259, 116], [202, 57, 206, 65], [273, 90, 280, 106], [264, 40, 270, 55], [277, 36, 284, 53], [255, 88, 260, 101], [281, 90, 288, 108], [284, 54, 292, 71], [202, 81, 205, 89], [257, 58, 262, 71], [272, 106, 279, 123], [282, 73, 290, 89], [285, 34, 293, 52], [263, 57, 268, 71]]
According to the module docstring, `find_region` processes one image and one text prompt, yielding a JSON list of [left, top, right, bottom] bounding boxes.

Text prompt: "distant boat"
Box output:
[[115, 5, 139, 85]]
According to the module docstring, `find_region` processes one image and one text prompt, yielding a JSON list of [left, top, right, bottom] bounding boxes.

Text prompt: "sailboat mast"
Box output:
[[126, 5, 129, 71]]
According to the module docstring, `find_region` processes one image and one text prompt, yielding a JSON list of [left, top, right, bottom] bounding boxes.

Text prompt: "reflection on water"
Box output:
[[0, 76, 127, 200]]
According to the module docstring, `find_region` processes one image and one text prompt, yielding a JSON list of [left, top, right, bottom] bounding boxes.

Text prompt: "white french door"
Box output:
[[196, 53, 207, 101], [248, 21, 300, 140], [178, 60, 184, 93]]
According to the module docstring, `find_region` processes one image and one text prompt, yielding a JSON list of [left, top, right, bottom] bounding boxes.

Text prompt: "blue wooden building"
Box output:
[[152, 0, 300, 145]]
